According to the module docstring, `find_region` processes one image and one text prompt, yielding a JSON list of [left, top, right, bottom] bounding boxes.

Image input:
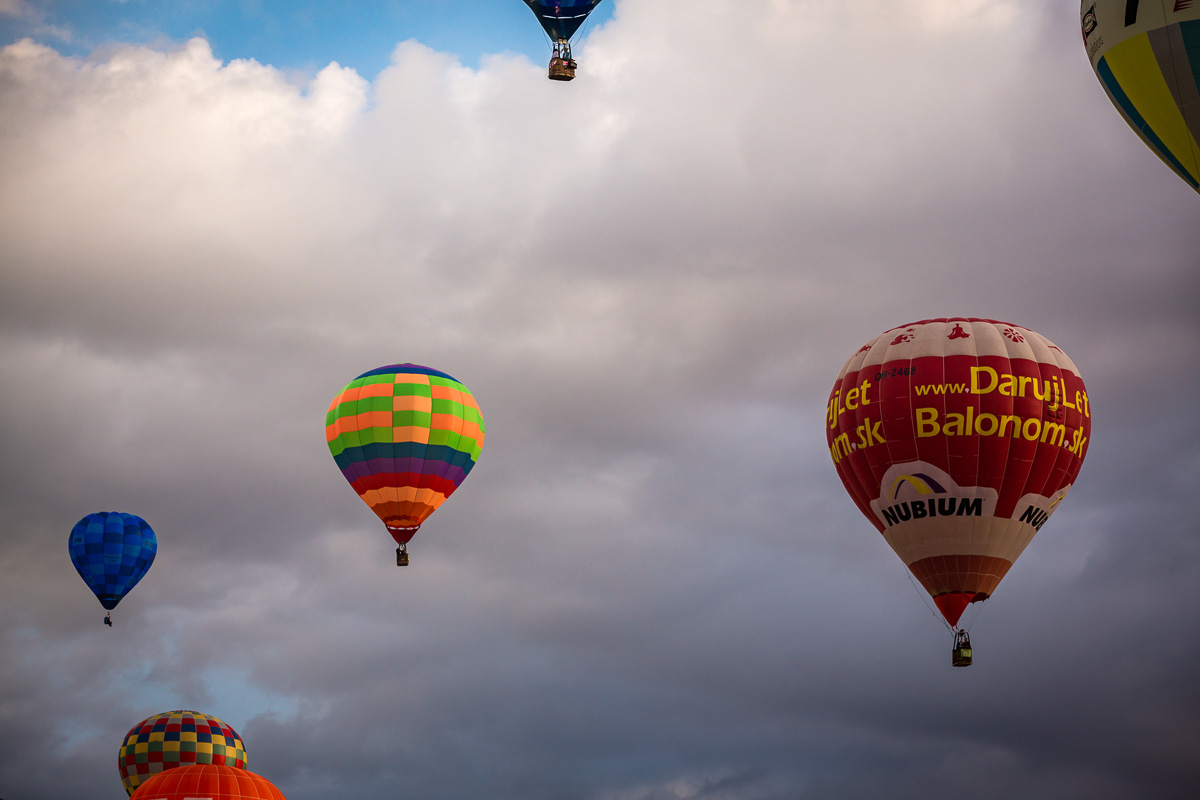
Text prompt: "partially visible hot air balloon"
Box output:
[[326, 364, 485, 566], [118, 710, 248, 796], [826, 319, 1091, 666], [1082, 0, 1200, 192], [130, 765, 284, 800], [68, 511, 157, 626], [522, 0, 604, 81]]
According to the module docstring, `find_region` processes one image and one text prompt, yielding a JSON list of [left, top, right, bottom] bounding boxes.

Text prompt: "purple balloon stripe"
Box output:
[[340, 457, 467, 486]]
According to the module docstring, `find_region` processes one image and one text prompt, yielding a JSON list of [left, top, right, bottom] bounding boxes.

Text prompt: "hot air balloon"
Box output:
[[523, 0, 604, 80], [826, 319, 1091, 666], [68, 511, 157, 626], [130, 765, 285, 800], [326, 364, 485, 566], [1082, 0, 1200, 192], [118, 710, 248, 796]]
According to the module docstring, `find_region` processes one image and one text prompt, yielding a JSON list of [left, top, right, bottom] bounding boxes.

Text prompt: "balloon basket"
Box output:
[[952, 630, 972, 667], [396, 546, 410, 567], [549, 58, 576, 81]]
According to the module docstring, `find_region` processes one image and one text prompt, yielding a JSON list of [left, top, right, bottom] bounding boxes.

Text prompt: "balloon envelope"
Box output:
[[130, 765, 285, 800], [68, 512, 157, 611], [1082, 0, 1200, 192], [119, 710, 248, 796], [326, 364, 485, 544], [523, 0, 604, 43], [826, 319, 1091, 627]]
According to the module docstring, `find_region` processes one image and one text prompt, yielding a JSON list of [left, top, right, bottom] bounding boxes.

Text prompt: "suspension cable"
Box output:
[[904, 567, 954, 634]]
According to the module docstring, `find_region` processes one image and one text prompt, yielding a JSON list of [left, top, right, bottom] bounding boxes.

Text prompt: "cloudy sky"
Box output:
[[1, 1, 1198, 798]]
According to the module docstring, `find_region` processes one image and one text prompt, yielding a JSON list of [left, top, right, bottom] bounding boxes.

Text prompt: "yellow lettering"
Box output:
[[1021, 417, 1041, 441], [971, 366, 998, 394], [999, 375, 1016, 397], [1041, 422, 1066, 447], [846, 388, 859, 410], [975, 413, 999, 436], [943, 412, 965, 436], [916, 408, 940, 437], [1018, 375, 1033, 397], [830, 432, 851, 463], [998, 415, 1021, 438], [828, 390, 841, 428], [859, 378, 872, 406]]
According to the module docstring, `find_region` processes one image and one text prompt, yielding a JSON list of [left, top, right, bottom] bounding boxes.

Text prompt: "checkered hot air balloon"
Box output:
[[129, 764, 285, 800], [326, 364, 485, 565], [826, 320, 1091, 663], [1082, 0, 1200, 192], [118, 710, 248, 796], [68, 512, 157, 626]]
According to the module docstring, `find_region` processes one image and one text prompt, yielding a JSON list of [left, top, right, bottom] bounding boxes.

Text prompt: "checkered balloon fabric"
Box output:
[[118, 710, 248, 796], [326, 363, 484, 544]]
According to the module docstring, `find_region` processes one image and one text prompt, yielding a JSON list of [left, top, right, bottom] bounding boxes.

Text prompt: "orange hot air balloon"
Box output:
[[826, 319, 1091, 665], [130, 765, 285, 800]]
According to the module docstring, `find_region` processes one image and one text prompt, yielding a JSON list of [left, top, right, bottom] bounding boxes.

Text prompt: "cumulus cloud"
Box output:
[[1, 1, 1198, 798], [0, 0, 32, 19]]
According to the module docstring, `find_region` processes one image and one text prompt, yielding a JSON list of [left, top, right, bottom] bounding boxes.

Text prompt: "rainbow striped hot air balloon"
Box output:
[[326, 364, 484, 565]]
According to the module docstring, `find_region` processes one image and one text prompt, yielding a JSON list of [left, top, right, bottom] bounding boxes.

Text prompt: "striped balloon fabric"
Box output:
[[68, 512, 157, 611], [1082, 0, 1200, 192], [119, 710, 248, 796], [326, 364, 485, 544]]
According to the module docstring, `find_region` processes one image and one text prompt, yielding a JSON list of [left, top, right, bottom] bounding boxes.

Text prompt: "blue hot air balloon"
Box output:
[[68, 512, 157, 626], [522, 1, 604, 81]]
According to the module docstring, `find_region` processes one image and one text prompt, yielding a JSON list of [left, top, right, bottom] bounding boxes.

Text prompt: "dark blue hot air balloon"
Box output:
[[522, 0, 604, 81], [68, 512, 157, 626]]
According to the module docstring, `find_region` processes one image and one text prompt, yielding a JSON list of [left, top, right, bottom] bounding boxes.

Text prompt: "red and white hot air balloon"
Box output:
[[826, 319, 1091, 664]]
